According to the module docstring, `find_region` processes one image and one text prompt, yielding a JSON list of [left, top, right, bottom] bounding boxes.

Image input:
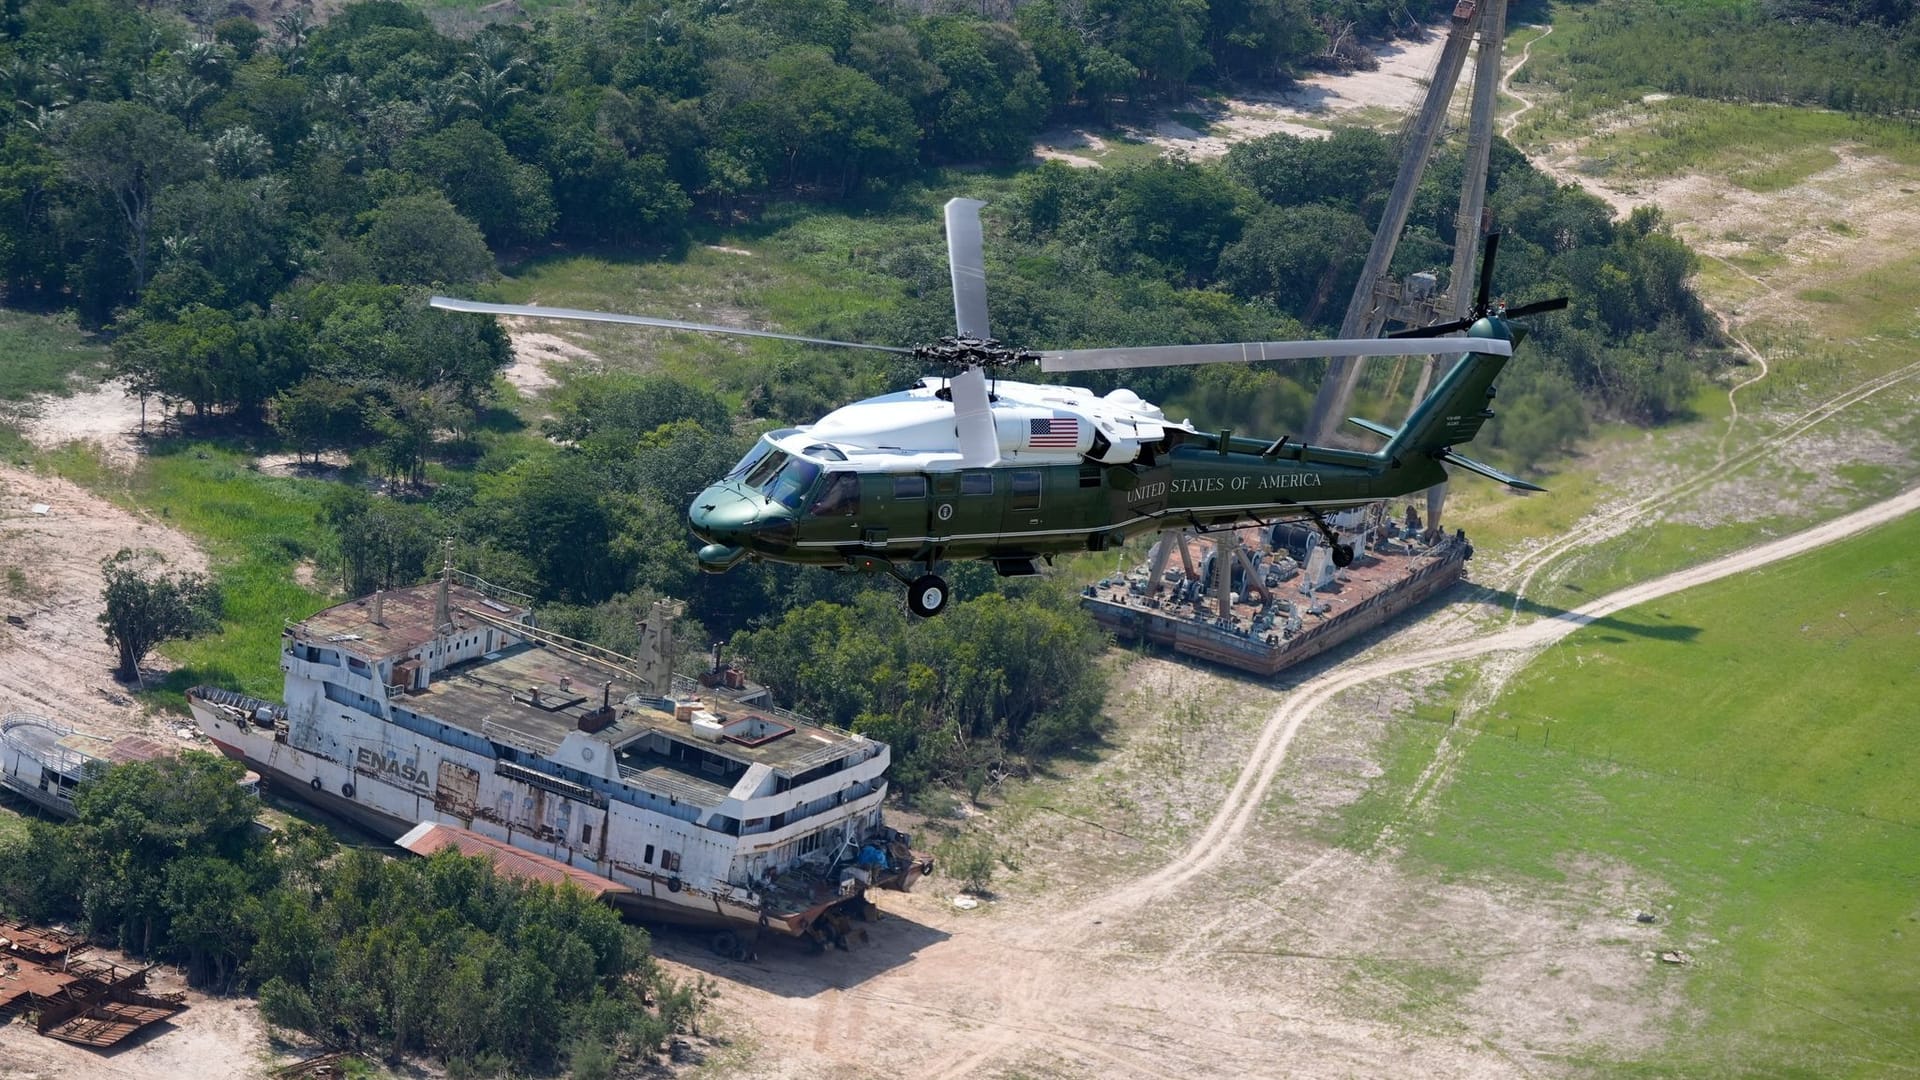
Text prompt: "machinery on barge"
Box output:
[[1082, 504, 1470, 677]]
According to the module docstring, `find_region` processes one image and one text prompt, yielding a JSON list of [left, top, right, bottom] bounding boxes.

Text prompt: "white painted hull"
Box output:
[[189, 696, 890, 936]]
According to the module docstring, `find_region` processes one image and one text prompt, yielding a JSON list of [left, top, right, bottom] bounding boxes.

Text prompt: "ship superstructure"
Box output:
[[188, 570, 927, 950]]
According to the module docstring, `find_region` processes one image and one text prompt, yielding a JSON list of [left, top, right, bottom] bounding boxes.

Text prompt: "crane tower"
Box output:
[[1304, 0, 1510, 529]]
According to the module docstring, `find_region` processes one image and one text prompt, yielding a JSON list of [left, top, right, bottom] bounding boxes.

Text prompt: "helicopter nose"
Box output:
[[689, 486, 754, 545]]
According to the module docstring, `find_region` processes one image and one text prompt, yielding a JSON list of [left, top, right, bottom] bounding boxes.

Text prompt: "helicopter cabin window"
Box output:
[[961, 471, 994, 496], [810, 472, 860, 517], [742, 449, 787, 489], [893, 475, 926, 500], [1011, 471, 1043, 511], [726, 440, 775, 481], [763, 459, 822, 511]]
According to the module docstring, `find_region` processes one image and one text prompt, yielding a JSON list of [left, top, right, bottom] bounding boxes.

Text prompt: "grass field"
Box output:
[[42, 441, 333, 707], [1343, 511, 1920, 1074], [0, 308, 109, 401]]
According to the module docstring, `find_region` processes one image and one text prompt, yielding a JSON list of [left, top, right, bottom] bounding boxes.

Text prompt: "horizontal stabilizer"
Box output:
[[1345, 417, 1398, 440], [1438, 449, 1547, 492]]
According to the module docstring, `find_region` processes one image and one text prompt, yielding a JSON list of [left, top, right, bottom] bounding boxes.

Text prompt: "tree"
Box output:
[[56, 100, 204, 299], [356, 191, 493, 285], [69, 752, 259, 955], [399, 120, 553, 246], [320, 485, 439, 594], [97, 548, 222, 683]]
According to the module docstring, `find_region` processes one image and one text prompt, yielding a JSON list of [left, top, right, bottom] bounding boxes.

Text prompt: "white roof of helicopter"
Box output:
[[765, 378, 1195, 470]]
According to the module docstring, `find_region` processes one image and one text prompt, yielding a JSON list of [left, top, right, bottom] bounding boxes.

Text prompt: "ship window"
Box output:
[[797, 832, 822, 855], [1011, 470, 1042, 511], [961, 471, 993, 496], [644, 843, 655, 865], [711, 815, 740, 836], [810, 473, 860, 517], [892, 474, 926, 499], [582, 824, 593, 845], [661, 850, 681, 872]]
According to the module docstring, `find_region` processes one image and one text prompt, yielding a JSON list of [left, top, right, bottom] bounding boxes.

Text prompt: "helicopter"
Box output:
[[434, 199, 1560, 617]]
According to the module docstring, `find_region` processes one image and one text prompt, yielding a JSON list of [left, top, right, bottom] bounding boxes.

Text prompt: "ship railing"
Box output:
[[449, 569, 535, 607], [479, 719, 557, 756]]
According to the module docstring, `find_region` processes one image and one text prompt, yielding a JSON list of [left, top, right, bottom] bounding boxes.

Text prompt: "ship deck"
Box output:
[[1083, 524, 1469, 676], [411, 643, 865, 777]]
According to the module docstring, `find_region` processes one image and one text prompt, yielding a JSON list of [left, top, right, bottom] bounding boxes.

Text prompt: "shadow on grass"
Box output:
[[1467, 585, 1703, 644]]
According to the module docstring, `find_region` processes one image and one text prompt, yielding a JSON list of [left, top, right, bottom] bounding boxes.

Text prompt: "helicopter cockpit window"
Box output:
[[811, 473, 860, 517], [742, 449, 788, 490], [892, 475, 926, 500], [961, 472, 993, 496], [728, 441, 777, 482], [763, 458, 822, 511]]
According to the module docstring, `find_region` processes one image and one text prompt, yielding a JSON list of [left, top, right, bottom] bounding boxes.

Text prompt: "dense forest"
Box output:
[[0, 753, 701, 1075], [0, 0, 1730, 787]]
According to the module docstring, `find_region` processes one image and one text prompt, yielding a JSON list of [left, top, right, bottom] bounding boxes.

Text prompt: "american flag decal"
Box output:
[[1029, 417, 1079, 448]]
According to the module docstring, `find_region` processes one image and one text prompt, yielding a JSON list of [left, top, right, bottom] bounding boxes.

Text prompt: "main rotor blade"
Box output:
[[950, 364, 999, 467], [1504, 296, 1569, 318], [1039, 336, 1510, 373], [1476, 231, 1501, 314], [944, 198, 991, 340], [428, 297, 913, 355], [1387, 319, 1473, 340]]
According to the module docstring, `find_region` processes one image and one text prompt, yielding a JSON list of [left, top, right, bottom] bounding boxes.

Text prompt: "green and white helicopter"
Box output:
[[436, 199, 1559, 617]]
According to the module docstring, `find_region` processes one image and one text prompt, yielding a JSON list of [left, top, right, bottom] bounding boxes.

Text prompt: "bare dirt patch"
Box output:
[[501, 320, 605, 396], [18, 381, 148, 469], [0, 465, 205, 738], [0, 962, 276, 1080]]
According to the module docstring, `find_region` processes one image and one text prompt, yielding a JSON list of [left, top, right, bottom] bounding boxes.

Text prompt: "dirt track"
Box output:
[[667, 484, 1920, 1079], [0, 466, 205, 735]]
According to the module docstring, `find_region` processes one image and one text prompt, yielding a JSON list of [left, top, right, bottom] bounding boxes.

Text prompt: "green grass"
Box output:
[[1577, 99, 1920, 190], [1383, 512, 1920, 1073], [44, 441, 334, 707], [0, 806, 30, 845], [0, 308, 109, 401]]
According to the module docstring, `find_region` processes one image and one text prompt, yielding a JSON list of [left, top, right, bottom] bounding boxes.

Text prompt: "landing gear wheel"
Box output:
[[1331, 543, 1355, 569], [906, 574, 949, 618]]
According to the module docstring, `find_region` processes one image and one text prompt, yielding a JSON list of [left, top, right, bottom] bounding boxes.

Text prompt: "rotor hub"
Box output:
[[913, 336, 1037, 371]]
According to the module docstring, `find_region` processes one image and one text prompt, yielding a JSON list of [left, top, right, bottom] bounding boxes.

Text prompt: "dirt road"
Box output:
[[673, 485, 1920, 1079], [0, 466, 205, 735]]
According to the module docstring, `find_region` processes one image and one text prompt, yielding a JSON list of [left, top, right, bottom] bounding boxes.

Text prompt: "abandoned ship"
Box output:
[[187, 567, 929, 954]]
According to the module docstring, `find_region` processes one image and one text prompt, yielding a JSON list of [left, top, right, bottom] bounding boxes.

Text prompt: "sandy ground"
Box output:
[[0, 965, 275, 1080], [0, 466, 207, 736], [1038, 27, 1474, 165], [501, 318, 605, 396], [661, 487, 1920, 1080], [17, 382, 148, 469]]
